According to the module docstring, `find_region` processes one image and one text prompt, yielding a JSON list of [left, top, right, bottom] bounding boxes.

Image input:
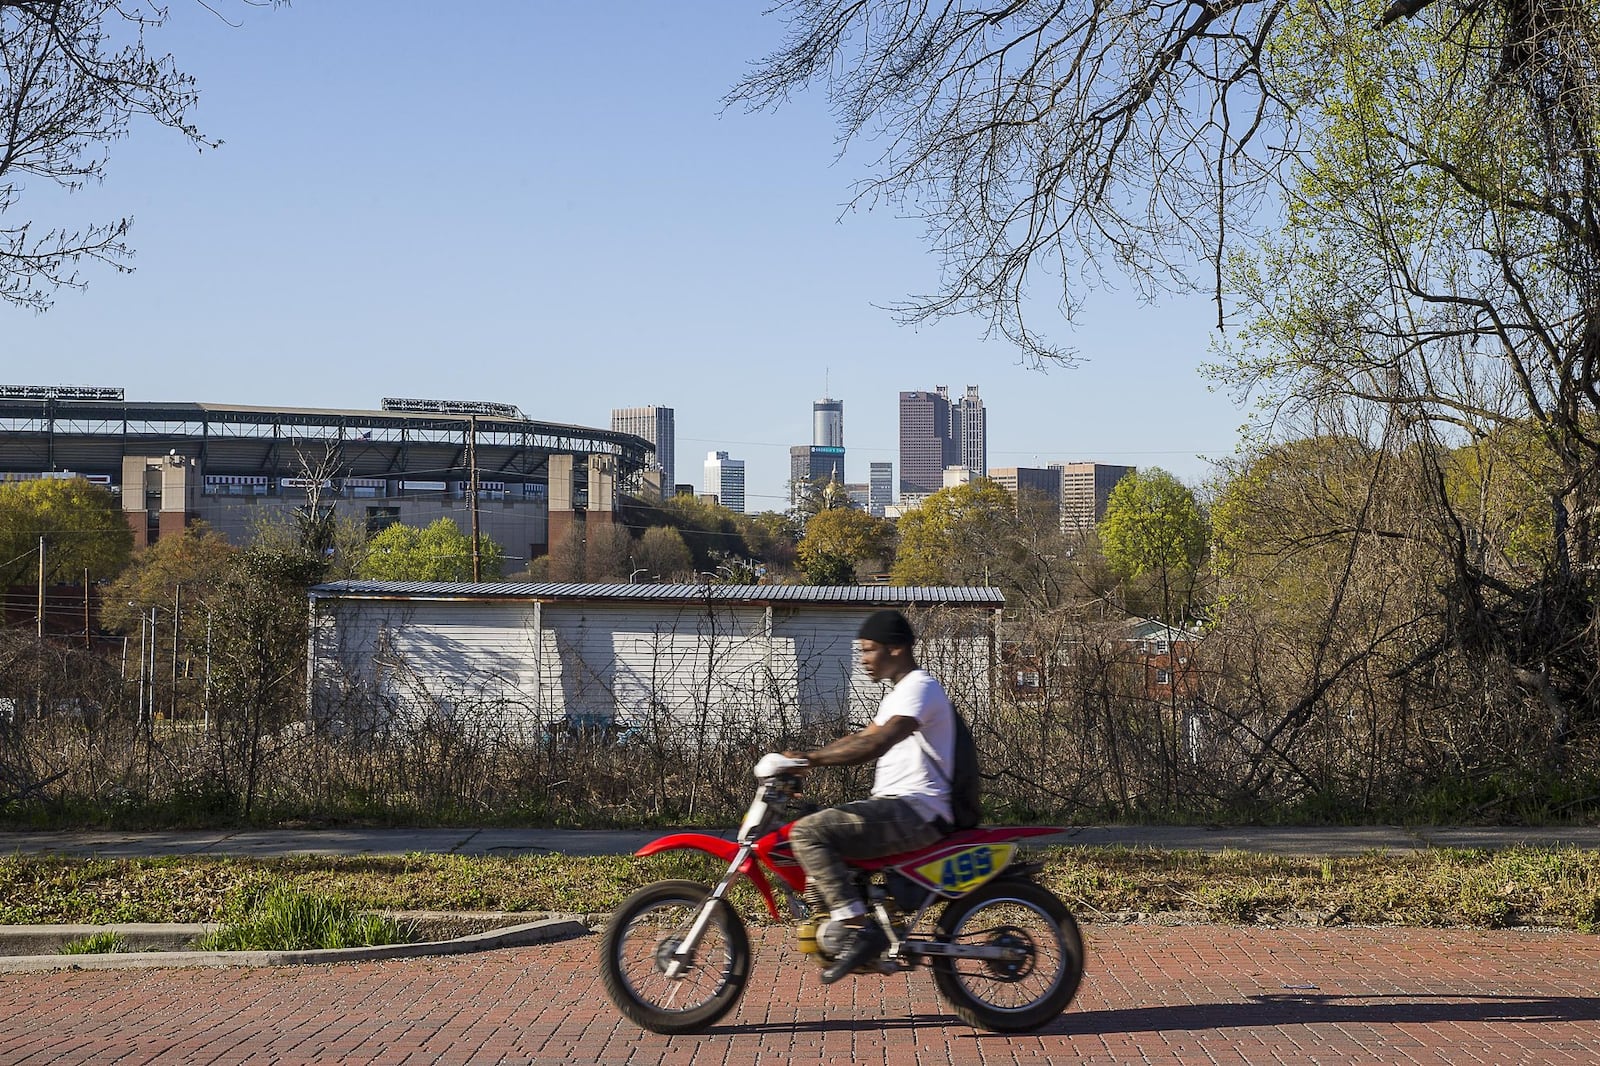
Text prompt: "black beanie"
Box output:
[[858, 609, 915, 647]]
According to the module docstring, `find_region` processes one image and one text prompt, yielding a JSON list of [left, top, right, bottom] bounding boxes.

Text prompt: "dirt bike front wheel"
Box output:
[[931, 877, 1084, 1032], [599, 879, 751, 1034]]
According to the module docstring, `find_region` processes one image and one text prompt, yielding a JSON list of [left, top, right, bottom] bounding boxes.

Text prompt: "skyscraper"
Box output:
[[790, 396, 846, 511], [703, 450, 746, 513], [898, 389, 958, 496], [955, 385, 987, 477], [1056, 462, 1136, 530], [868, 461, 893, 517], [989, 466, 1062, 515], [610, 406, 674, 499], [789, 445, 846, 509], [813, 397, 844, 449]]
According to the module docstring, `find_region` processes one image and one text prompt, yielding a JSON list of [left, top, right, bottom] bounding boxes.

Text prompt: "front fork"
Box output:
[[664, 842, 755, 979]]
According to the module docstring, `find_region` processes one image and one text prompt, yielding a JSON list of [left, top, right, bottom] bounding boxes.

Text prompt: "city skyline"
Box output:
[[1, 3, 1243, 514]]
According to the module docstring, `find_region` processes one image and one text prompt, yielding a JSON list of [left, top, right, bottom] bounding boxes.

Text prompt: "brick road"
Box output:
[[3, 924, 1598, 1065]]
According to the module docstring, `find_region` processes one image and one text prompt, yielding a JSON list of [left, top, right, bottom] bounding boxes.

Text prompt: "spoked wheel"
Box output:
[[931, 878, 1084, 1032], [599, 879, 751, 1034]]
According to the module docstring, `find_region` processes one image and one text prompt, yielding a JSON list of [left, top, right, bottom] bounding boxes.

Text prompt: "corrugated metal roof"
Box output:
[[309, 581, 1005, 607]]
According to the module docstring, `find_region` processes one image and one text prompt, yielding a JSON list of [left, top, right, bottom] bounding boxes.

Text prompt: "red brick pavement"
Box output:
[[2, 924, 1599, 1065]]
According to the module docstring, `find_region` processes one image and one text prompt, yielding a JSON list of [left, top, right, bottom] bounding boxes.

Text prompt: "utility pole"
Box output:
[[36, 536, 45, 639], [468, 415, 481, 582], [136, 612, 147, 727], [147, 606, 157, 725], [172, 585, 181, 720]]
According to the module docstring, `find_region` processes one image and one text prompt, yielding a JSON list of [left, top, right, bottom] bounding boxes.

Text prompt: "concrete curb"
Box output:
[[0, 923, 216, 955], [0, 917, 590, 973]]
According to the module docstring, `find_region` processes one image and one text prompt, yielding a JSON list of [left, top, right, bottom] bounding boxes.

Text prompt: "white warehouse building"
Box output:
[[307, 583, 1004, 740]]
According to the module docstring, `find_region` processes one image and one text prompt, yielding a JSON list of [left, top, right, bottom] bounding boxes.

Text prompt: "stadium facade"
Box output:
[[0, 386, 652, 569]]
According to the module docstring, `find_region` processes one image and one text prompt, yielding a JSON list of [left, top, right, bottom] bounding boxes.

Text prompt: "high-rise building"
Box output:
[[992, 463, 1132, 528], [868, 461, 893, 517], [989, 466, 1062, 516], [702, 450, 746, 513], [813, 397, 844, 449], [790, 396, 847, 511], [1056, 462, 1136, 530], [898, 389, 958, 496], [610, 406, 674, 499], [789, 445, 846, 509], [955, 385, 987, 477]]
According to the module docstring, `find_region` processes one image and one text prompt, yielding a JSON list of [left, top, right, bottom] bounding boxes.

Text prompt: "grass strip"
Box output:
[[2, 846, 1597, 932], [60, 930, 131, 954], [194, 875, 414, 951]]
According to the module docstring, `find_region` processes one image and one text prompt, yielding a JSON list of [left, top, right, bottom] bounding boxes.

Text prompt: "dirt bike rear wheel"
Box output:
[[599, 879, 751, 1034], [931, 878, 1084, 1032]]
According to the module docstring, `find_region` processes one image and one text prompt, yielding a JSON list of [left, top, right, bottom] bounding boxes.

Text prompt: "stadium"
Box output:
[[0, 385, 653, 568]]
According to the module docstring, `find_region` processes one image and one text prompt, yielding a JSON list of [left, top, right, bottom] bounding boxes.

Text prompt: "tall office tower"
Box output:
[[898, 389, 958, 496], [789, 444, 846, 509], [868, 461, 893, 517], [989, 466, 1062, 515], [813, 397, 844, 448], [1056, 462, 1136, 530], [954, 385, 987, 476], [610, 406, 674, 499], [702, 450, 746, 513]]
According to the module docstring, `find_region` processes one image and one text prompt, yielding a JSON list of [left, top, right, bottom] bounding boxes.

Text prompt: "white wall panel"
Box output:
[[309, 594, 997, 743]]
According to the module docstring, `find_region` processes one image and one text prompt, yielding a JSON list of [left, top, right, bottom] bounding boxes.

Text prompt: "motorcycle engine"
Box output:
[[884, 870, 929, 913]]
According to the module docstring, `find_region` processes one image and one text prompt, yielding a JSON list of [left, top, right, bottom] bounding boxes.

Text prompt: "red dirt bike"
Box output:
[[599, 759, 1085, 1034]]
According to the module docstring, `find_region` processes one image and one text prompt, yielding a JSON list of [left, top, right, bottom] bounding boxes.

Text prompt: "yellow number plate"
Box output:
[[915, 843, 1014, 895]]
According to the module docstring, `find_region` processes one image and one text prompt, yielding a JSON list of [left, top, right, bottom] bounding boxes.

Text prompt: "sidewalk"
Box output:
[[3, 823, 1599, 858], [6, 923, 1600, 1064]]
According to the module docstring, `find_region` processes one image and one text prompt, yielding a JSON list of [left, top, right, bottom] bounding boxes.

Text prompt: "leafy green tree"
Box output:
[[206, 543, 328, 817], [791, 475, 851, 522], [624, 494, 751, 570], [1441, 424, 1562, 579], [798, 507, 894, 584], [1199, 2, 1600, 756], [735, 511, 799, 574], [101, 522, 237, 636], [890, 480, 1017, 586], [633, 525, 693, 583], [1100, 469, 1208, 622], [799, 551, 856, 586], [0, 477, 132, 588], [357, 518, 504, 582], [249, 508, 369, 582]]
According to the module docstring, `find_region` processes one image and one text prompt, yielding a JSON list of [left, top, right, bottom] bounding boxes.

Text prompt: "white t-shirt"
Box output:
[[871, 668, 955, 825]]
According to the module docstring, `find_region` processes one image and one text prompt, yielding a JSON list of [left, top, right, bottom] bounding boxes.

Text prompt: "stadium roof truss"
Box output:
[[0, 398, 652, 487]]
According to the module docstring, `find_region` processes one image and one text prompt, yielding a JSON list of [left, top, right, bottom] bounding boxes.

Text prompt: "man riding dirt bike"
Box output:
[[782, 608, 966, 982], [600, 610, 1085, 1033]]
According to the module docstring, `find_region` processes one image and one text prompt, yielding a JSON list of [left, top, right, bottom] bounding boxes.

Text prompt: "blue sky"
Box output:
[[3, 1, 1246, 513]]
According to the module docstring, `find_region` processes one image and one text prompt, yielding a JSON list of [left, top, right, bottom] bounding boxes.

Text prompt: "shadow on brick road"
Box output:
[[708, 995, 1600, 1038], [1029, 994, 1600, 1038], [712, 1014, 965, 1035]]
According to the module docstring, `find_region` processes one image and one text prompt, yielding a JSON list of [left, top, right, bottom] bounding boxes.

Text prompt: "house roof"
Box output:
[[1127, 618, 1204, 641], [309, 581, 1005, 609]]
